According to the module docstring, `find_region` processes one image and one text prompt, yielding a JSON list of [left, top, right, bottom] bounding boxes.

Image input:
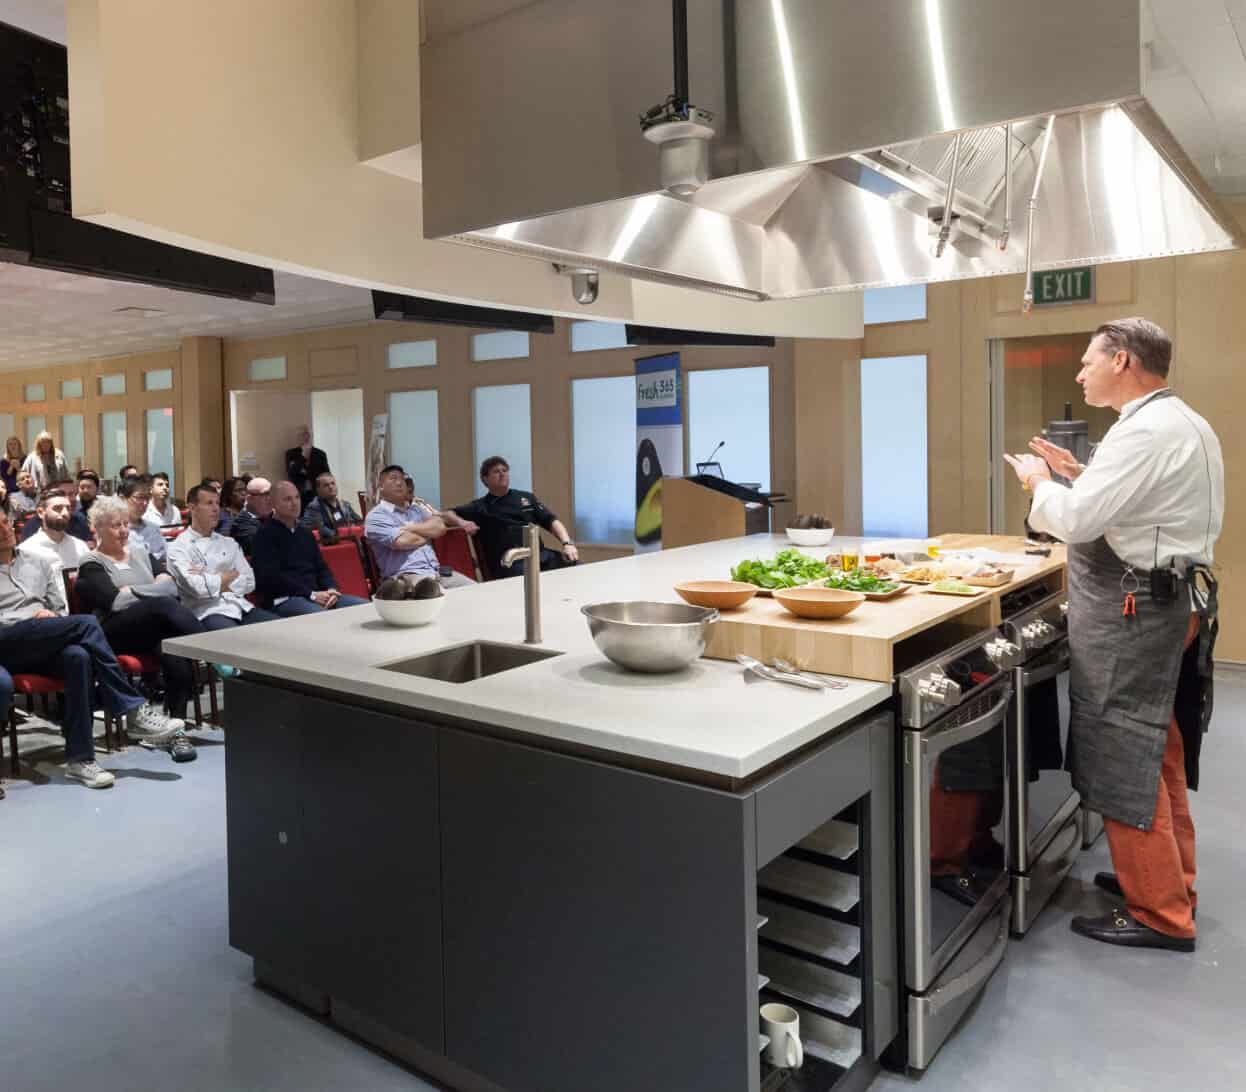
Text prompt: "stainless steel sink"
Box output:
[[379, 641, 561, 684]]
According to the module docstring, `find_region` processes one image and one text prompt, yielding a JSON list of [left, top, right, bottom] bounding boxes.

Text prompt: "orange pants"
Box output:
[[1103, 613, 1200, 939]]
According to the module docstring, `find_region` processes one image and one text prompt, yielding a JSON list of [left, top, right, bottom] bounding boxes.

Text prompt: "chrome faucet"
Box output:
[[501, 522, 542, 644]]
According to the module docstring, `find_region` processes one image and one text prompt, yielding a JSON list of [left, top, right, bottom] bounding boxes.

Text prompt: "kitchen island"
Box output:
[[164, 534, 1064, 1092]]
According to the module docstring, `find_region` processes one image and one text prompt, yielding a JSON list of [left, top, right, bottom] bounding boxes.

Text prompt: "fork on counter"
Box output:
[[770, 658, 850, 690]]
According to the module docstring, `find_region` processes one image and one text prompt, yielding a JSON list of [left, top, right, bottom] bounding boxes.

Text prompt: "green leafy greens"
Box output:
[[824, 569, 900, 594], [731, 549, 829, 589]]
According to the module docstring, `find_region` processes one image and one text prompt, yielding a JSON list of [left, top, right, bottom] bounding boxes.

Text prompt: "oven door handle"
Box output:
[[922, 688, 1013, 759], [925, 895, 1012, 1016], [1021, 651, 1071, 689]]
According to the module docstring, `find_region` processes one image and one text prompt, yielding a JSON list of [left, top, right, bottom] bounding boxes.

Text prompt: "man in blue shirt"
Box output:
[[364, 465, 475, 590], [253, 482, 370, 615]]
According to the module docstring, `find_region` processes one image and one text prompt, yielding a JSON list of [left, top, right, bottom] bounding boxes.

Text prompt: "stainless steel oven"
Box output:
[[1000, 589, 1082, 935], [894, 629, 1015, 1071]]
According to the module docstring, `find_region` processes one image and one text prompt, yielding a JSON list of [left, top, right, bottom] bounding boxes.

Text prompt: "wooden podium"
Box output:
[[661, 476, 776, 549]]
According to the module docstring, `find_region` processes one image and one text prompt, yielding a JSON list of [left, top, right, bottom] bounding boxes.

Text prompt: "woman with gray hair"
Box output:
[[75, 495, 204, 762]]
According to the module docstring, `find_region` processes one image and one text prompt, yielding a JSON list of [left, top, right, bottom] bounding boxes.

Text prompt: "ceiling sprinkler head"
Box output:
[[642, 109, 715, 196]]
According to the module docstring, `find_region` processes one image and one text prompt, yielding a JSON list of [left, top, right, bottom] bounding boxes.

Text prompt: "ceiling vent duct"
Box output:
[[421, 0, 1243, 302]]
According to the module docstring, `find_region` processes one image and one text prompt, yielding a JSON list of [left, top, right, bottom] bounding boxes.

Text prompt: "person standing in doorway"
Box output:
[[1004, 317, 1223, 953], [285, 425, 330, 510], [1, 436, 25, 493]]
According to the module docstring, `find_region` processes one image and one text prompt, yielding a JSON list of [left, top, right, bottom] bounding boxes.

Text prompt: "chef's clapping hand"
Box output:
[[1028, 436, 1083, 480], [1002, 452, 1052, 491]]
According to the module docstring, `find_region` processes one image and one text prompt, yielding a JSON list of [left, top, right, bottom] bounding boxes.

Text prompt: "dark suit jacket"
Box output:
[[285, 446, 331, 502]]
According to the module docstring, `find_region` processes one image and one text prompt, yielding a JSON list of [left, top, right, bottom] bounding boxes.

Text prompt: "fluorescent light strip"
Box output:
[[770, 0, 808, 161], [924, 0, 956, 132]]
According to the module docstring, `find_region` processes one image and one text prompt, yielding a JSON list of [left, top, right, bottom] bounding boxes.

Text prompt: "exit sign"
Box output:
[[1031, 266, 1095, 306]]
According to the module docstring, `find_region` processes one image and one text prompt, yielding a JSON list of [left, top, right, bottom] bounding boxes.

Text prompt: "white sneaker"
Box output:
[[65, 760, 115, 789], [125, 703, 184, 743]]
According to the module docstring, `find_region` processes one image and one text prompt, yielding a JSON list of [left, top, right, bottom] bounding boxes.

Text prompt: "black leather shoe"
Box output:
[[1093, 872, 1196, 918], [1070, 908, 1194, 952]]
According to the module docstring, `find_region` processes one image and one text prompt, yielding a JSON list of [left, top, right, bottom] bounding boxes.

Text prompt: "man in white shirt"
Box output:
[[144, 471, 182, 528], [23, 490, 91, 573], [119, 476, 168, 562], [1005, 317, 1224, 953], [10, 471, 39, 516], [166, 483, 280, 631]]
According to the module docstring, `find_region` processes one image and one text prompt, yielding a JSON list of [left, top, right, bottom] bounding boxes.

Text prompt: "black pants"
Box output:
[[101, 598, 205, 720]]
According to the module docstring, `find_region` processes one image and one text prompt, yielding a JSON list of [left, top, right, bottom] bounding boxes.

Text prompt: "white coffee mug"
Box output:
[[760, 1002, 804, 1070]]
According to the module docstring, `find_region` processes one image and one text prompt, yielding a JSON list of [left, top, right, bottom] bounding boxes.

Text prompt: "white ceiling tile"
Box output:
[[1148, 0, 1234, 42]]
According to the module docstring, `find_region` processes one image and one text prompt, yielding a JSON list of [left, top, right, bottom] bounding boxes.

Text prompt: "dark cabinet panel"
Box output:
[[300, 701, 444, 1052], [440, 729, 758, 1092], [226, 680, 309, 979], [225, 681, 444, 1052]]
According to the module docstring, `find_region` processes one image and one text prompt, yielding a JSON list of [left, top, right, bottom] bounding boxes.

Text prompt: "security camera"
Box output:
[[554, 264, 600, 305], [640, 99, 715, 197]]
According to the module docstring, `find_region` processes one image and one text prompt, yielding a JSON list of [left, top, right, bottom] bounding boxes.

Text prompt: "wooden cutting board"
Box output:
[[702, 537, 1066, 682]]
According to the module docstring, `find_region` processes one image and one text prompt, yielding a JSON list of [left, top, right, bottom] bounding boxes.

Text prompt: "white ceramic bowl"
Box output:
[[785, 526, 836, 547], [373, 594, 446, 627]]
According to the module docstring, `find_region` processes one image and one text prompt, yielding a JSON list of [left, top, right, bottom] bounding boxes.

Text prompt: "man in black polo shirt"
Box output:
[[252, 481, 369, 616], [452, 456, 578, 578]]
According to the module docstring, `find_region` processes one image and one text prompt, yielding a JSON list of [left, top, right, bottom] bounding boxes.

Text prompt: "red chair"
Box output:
[[432, 528, 484, 582], [6, 675, 65, 776], [320, 540, 373, 600], [357, 491, 370, 517]]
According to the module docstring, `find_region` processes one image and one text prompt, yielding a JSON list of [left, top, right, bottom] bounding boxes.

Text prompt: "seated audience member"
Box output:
[[0, 509, 172, 788], [216, 476, 247, 535], [0, 477, 9, 516], [118, 464, 140, 482], [10, 470, 39, 516], [452, 455, 578, 578], [300, 472, 363, 544], [22, 480, 91, 543], [253, 481, 369, 616], [365, 465, 474, 591], [0, 664, 9, 798], [76, 496, 199, 761], [22, 489, 91, 572], [167, 483, 279, 631], [76, 469, 101, 520], [118, 476, 167, 562], [144, 471, 182, 528], [229, 476, 274, 558]]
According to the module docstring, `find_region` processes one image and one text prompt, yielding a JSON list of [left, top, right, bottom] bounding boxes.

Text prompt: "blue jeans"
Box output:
[[272, 594, 369, 617], [201, 607, 282, 631], [0, 616, 145, 763]]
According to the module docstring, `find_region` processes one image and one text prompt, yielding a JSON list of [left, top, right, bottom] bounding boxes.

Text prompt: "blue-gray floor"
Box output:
[[2, 670, 1243, 1092]]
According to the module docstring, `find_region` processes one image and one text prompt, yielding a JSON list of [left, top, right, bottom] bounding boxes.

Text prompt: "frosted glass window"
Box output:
[[100, 411, 128, 480], [146, 408, 174, 493], [863, 284, 927, 325], [144, 368, 174, 391], [572, 376, 635, 543], [61, 415, 85, 473], [24, 384, 45, 402], [571, 322, 633, 353], [389, 390, 441, 508], [99, 374, 126, 395], [387, 340, 437, 369], [248, 356, 287, 381], [686, 367, 771, 490], [25, 416, 46, 452], [60, 379, 83, 399], [861, 355, 928, 537], [471, 330, 530, 362], [472, 384, 532, 492]]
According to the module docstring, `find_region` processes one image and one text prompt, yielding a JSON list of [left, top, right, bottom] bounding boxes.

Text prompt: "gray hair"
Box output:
[[88, 494, 130, 533], [1093, 317, 1172, 379]]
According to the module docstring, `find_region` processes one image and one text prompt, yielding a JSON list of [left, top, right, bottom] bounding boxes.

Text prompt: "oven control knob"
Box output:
[[985, 638, 1022, 668], [918, 673, 961, 706]]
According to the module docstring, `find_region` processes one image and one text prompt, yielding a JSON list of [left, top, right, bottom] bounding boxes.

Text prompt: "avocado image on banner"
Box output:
[[635, 437, 663, 544]]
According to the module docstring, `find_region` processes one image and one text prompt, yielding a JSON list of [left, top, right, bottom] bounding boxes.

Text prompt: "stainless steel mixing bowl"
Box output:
[[580, 601, 720, 673]]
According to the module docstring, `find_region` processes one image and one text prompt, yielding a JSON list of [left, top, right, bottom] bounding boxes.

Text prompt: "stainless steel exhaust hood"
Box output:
[[420, 0, 1243, 302]]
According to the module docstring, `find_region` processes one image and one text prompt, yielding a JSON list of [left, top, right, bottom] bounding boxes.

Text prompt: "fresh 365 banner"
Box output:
[[635, 352, 683, 552]]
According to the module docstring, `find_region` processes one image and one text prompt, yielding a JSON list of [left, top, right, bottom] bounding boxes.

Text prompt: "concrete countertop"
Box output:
[[164, 534, 894, 780]]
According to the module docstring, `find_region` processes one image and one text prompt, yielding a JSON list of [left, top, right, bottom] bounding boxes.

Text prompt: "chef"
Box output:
[[1004, 317, 1223, 953]]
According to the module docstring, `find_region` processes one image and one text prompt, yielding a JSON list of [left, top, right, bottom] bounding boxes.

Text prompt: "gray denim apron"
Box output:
[[1062, 389, 1222, 829]]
